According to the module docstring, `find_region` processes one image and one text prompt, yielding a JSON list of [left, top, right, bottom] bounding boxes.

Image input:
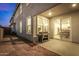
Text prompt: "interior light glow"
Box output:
[[72, 4, 77, 7], [48, 12, 52, 16]]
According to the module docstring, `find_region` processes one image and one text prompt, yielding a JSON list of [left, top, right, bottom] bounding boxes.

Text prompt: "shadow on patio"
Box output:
[[0, 35, 59, 56]]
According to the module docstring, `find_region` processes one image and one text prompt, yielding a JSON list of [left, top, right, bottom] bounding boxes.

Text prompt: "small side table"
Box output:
[[37, 32, 48, 43]]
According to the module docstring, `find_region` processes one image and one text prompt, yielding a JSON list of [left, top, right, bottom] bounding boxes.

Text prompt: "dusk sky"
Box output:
[[0, 3, 16, 27]]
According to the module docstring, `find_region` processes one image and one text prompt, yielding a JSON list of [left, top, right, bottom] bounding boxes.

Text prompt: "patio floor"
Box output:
[[0, 35, 59, 56], [39, 39, 79, 56]]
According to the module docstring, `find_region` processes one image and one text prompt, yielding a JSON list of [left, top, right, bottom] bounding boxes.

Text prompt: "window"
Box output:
[[20, 20, 22, 33], [26, 16, 31, 34], [37, 16, 49, 34]]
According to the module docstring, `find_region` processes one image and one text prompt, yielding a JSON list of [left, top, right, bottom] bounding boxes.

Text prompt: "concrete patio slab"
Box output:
[[39, 39, 79, 56], [0, 35, 59, 56]]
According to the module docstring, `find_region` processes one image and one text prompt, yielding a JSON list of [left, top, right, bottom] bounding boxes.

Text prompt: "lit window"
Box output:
[[20, 20, 22, 33], [37, 16, 49, 34], [26, 16, 31, 34]]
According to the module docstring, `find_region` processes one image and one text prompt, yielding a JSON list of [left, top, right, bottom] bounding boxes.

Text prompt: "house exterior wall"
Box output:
[[14, 4, 20, 34], [11, 3, 79, 43], [71, 11, 79, 43], [22, 3, 57, 42], [11, 3, 56, 43], [50, 11, 79, 43]]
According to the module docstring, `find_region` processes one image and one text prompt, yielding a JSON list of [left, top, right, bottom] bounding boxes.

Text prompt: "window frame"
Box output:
[[26, 16, 32, 34]]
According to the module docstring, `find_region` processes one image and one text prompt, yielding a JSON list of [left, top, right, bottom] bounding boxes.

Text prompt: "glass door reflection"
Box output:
[[54, 17, 71, 41], [61, 17, 71, 41], [54, 18, 61, 39]]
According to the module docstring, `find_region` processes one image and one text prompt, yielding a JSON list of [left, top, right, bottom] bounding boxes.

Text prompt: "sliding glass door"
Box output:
[[54, 17, 71, 41], [61, 17, 71, 41], [54, 18, 61, 39]]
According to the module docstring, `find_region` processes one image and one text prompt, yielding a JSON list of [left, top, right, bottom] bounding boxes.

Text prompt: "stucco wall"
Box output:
[[71, 11, 79, 43], [49, 18, 54, 39], [21, 3, 57, 42]]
